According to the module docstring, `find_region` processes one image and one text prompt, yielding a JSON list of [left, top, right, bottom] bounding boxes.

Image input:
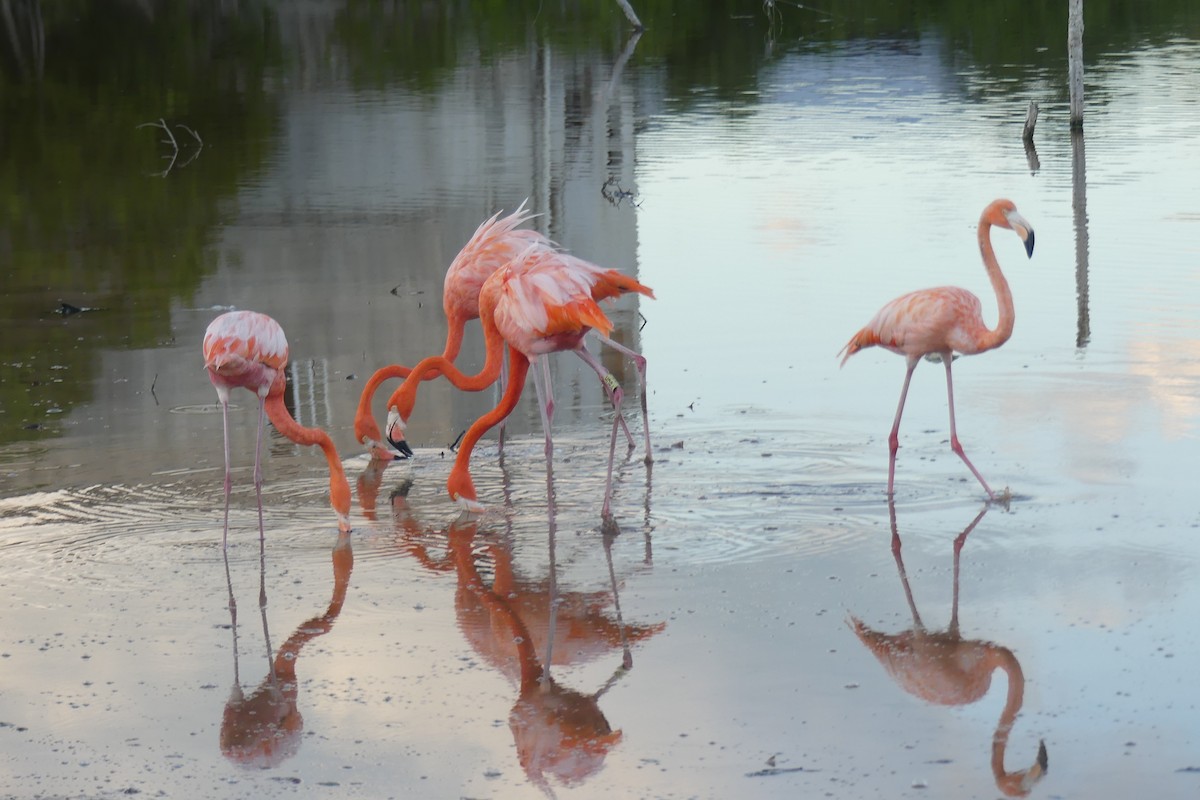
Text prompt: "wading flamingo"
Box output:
[[353, 203, 652, 463], [849, 501, 1048, 797], [204, 310, 352, 544], [353, 202, 545, 459], [839, 198, 1035, 500], [444, 244, 654, 515]]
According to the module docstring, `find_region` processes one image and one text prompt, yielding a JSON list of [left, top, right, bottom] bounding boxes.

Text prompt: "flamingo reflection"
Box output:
[[219, 532, 354, 767], [849, 501, 1048, 797], [448, 518, 662, 794]]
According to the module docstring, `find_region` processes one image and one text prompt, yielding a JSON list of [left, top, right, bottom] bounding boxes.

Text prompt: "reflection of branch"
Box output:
[[1071, 129, 1090, 348], [601, 176, 640, 208], [137, 118, 204, 177], [1021, 101, 1040, 174]]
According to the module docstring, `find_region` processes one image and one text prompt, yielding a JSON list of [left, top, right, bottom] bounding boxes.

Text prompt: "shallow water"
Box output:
[[3, 3, 1200, 798]]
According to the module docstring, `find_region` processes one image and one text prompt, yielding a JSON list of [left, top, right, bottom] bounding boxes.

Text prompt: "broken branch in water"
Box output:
[[137, 118, 204, 177], [601, 176, 641, 208]]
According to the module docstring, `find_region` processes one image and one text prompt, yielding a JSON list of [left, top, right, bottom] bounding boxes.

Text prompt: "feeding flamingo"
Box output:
[[439, 243, 653, 515], [839, 198, 1035, 500], [353, 202, 652, 462], [204, 310, 352, 544], [353, 202, 545, 459]]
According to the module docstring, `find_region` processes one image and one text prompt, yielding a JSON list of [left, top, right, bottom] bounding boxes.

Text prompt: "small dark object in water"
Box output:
[[59, 302, 83, 316]]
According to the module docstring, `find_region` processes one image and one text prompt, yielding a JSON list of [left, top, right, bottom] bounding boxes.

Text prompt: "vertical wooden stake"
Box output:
[[614, 0, 644, 30], [1068, 0, 1085, 128], [1021, 100, 1039, 142]]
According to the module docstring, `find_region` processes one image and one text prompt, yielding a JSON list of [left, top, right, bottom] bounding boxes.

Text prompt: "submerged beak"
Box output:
[[1005, 209, 1035, 258]]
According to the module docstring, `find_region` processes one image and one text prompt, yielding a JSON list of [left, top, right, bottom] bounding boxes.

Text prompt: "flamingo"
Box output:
[[441, 244, 654, 515], [353, 202, 652, 463], [353, 202, 545, 459], [849, 501, 1048, 797], [839, 198, 1035, 500], [203, 310, 352, 544]]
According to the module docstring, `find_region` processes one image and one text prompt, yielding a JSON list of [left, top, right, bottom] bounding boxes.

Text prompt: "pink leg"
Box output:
[[531, 356, 554, 461], [497, 343, 509, 453], [540, 357, 555, 427], [594, 333, 651, 463], [573, 348, 625, 517], [942, 355, 996, 501], [572, 347, 634, 450], [219, 394, 233, 552], [253, 392, 268, 551], [887, 357, 919, 497]]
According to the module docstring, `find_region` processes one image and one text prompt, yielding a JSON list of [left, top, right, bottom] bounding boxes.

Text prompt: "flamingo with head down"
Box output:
[[441, 243, 654, 516], [203, 310, 352, 544], [353, 203, 653, 464]]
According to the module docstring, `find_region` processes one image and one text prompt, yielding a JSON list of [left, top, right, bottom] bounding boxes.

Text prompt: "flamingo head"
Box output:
[[384, 408, 414, 459], [986, 199, 1035, 258], [995, 739, 1049, 797], [447, 468, 484, 514]]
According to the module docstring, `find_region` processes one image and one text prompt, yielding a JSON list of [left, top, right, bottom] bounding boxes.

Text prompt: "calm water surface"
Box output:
[[3, 3, 1200, 798]]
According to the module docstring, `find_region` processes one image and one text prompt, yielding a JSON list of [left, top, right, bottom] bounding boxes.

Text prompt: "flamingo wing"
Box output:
[[841, 287, 986, 363], [492, 249, 615, 354]]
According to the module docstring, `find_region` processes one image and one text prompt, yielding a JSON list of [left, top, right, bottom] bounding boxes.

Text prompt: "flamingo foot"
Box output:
[[988, 485, 1013, 509]]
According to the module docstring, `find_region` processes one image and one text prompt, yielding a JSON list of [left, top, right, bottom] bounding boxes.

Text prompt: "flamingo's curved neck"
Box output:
[[988, 647, 1044, 795], [264, 392, 352, 526], [450, 526, 544, 692], [390, 292, 507, 420], [976, 218, 1015, 353]]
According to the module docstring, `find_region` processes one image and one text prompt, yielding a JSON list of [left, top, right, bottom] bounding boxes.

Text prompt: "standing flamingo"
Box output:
[[839, 198, 1035, 500], [204, 310, 353, 544], [441, 244, 654, 515]]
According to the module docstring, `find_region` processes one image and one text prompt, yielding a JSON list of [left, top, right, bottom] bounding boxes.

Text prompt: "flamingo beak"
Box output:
[[1005, 209, 1035, 258], [384, 409, 414, 459]]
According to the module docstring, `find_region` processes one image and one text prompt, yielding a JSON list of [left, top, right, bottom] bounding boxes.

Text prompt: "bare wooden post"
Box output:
[[1068, 0, 1085, 128], [614, 0, 644, 30], [1021, 100, 1039, 142]]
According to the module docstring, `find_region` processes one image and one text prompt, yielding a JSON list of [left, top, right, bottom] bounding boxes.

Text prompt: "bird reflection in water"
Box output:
[[849, 501, 1048, 797], [358, 454, 662, 794], [449, 515, 663, 795], [218, 532, 354, 767]]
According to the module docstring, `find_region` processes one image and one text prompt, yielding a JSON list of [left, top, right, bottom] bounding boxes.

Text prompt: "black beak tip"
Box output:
[[388, 437, 414, 460], [1025, 230, 1035, 258]]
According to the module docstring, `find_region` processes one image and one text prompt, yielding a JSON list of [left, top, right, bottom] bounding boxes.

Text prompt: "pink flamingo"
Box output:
[[353, 202, 545, 459], [839, 198, 1035, 500], [204, 310, 352, 544], [442, 244, 654, 515], [353, 203, 652, 462]]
